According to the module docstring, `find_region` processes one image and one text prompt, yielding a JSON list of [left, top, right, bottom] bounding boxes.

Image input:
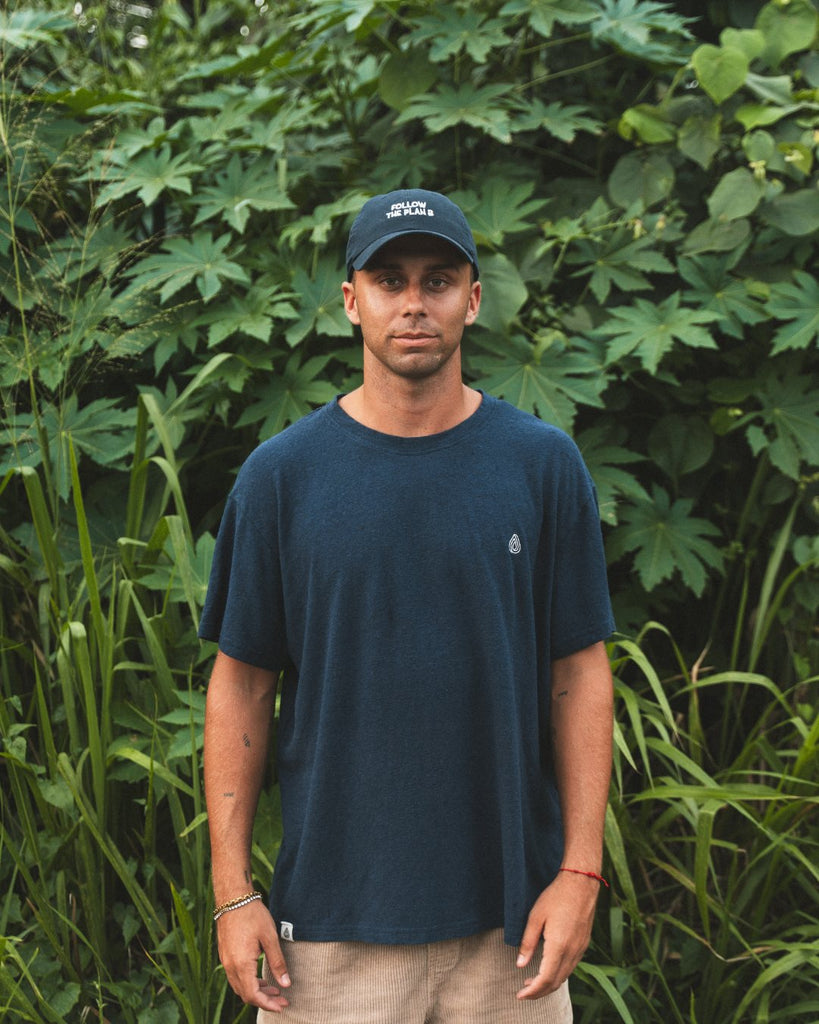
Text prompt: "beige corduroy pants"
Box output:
[[258, 928, 572, 1023]]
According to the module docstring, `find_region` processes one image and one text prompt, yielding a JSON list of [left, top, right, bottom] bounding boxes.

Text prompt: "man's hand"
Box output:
[[216, 902, 291, 1012], [515, 871, 599, 1000]]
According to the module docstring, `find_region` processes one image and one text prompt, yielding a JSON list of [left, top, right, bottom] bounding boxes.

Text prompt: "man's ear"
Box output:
[[341, 280, 360, 326], [464, 281, 481, 326]]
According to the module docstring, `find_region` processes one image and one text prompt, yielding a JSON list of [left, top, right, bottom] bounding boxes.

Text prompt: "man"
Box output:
[[201, 189, 615, 1023]]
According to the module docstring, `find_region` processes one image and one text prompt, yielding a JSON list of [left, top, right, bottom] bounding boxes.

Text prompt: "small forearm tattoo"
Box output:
[[556, 689, 569, 698], [223, 792, 235, 798], [242, 733, 251, 748]]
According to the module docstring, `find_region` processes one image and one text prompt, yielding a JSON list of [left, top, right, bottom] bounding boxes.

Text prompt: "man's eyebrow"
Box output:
[[369, 260, 460, 271]]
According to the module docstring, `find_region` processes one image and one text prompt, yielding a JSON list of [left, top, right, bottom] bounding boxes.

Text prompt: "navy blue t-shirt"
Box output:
[[199, 394, 615, 946]]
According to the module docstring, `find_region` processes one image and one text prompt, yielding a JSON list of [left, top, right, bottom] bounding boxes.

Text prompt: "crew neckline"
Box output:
[[329, 391, 495, 453]]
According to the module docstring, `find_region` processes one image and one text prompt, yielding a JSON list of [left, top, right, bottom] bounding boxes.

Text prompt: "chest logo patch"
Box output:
[[508, 533, 522, 555]]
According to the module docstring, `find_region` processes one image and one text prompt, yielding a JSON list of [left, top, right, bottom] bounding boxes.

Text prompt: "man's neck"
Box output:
[[339, 377, 482, 437]]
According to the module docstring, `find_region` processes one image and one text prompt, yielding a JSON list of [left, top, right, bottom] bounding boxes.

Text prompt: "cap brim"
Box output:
[[349, 229, 478, 277]]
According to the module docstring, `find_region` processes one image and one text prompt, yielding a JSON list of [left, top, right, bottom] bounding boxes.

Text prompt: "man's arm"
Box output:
[[204, 650, 291, 1012], [516, 639, 613, 1000]]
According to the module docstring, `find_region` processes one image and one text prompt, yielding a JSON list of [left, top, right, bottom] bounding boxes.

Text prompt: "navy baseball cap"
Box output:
[[346, 189, 479, 281]]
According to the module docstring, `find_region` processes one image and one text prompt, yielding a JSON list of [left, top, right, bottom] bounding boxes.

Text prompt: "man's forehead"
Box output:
[[365, 234, 467, 267]]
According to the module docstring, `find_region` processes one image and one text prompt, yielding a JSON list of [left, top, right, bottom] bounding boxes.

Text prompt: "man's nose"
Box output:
[[401, 281, 426, 315]]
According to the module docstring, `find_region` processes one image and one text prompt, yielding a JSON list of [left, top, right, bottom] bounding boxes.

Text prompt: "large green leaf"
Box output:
[[691, 44, 749, 104], [597, 293, 720, 373], [607, 485, 724, 595], [472, 253, 529, 334], [618, 104, 677, 145], [766, 272, 819, 353], [760, 189, 819, 238], [95, 117, 170, 160], [678, 256, 766, 340], [191, 154, 294, 233], [235, 353, 338, 439], [499, 0, 598, 37], [292, 0, 381, 34], [51, 219, 135, 284], [755, 0, 819, 68], [124, 232, 249, 303], [452, 181, 548, 247], [136, 530, 216, 616], [744, 369, 819, 479], [280, 192, 373, 248], [591, 0, 693, 62], [719, 27, 765, 62], [377, 49, 437, 111], [0, 9, 72, 50], [410, 7, 509, 63], [287, 259, 350, 346], [509, 98, 601, 142], [677, 113, 722, 170], [2, 396, 135, 499], [575, 423, 649, 526], [47, 87, 158, 118], [734, 95, 819, 130], [94, 145, 203, 208], [743, 71, 795, 106], [647, 414, 714, 482], [608, 151, 675, 210], [186, 94, 287, 144], [566, 227, 675, 303], [396, 83, 514, 143], [681, 216, 752, 254], [193, 283, 298, 347], [707, 167, 765, 221], [469, 333, 607, 432]]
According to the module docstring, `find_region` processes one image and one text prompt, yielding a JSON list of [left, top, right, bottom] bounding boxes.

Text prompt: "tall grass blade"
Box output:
[[731, 948, 819, 1024], [748, 498, 797, 672], [18, 467, 61, 600], [125, 396, 150, 545], [574, 961, 636, 1022]]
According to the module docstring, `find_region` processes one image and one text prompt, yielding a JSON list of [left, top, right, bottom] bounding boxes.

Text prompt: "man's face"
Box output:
[[342, 235, 481, 383]]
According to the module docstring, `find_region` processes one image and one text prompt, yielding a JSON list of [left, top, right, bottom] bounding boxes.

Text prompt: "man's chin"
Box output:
[[388, 350, 456, 380]]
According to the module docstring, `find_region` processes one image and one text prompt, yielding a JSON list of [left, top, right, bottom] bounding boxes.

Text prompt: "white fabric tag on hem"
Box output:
[[280, 921, 294, 941]]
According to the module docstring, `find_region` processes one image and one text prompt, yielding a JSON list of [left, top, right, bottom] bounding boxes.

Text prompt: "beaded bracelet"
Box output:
[[559, 867, 609, 888], [213, 891, 264, 921]]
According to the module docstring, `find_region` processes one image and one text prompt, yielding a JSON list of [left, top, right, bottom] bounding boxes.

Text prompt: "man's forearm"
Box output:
[[204, 650, 278, 902], [550, 641, 613, 872], [515, 641, 614, 998]]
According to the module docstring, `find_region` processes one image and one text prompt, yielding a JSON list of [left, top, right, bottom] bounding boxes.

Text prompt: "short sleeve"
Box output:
[[198, 472, 287, 672], [548, 458, 615, 661]]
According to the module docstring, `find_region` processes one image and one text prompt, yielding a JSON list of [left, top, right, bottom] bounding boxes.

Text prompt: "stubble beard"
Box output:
[[370, 317, 464, 382]]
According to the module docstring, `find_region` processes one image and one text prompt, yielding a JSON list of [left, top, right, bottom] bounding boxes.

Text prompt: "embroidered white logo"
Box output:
[[508, 534, 522, 554], [280, 921, 294, 941], [386, 200, 436, 220]]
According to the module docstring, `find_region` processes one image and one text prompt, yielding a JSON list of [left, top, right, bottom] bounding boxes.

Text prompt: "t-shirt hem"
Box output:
[[273, 914, 504, 946], [199, 635, 282, 673], [550, 618, 616, 662]]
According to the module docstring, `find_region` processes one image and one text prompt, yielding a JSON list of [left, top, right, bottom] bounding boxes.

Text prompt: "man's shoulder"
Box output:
[[484, 394, 577, 450], [234, 401, 338, 492], [246, 400, 337, 460]]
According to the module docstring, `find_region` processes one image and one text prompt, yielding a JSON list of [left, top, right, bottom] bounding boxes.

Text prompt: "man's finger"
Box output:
[[516, 913, 544, 968], [261, 945, 292, 992], [517, 943, 568, 1000]]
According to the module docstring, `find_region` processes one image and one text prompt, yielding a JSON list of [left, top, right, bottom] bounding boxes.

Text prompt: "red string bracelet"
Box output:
[[559, 867, 609, 888]]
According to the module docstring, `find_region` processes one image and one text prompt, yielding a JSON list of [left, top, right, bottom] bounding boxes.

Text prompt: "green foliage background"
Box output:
[[1, 0, 818, 1021]]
